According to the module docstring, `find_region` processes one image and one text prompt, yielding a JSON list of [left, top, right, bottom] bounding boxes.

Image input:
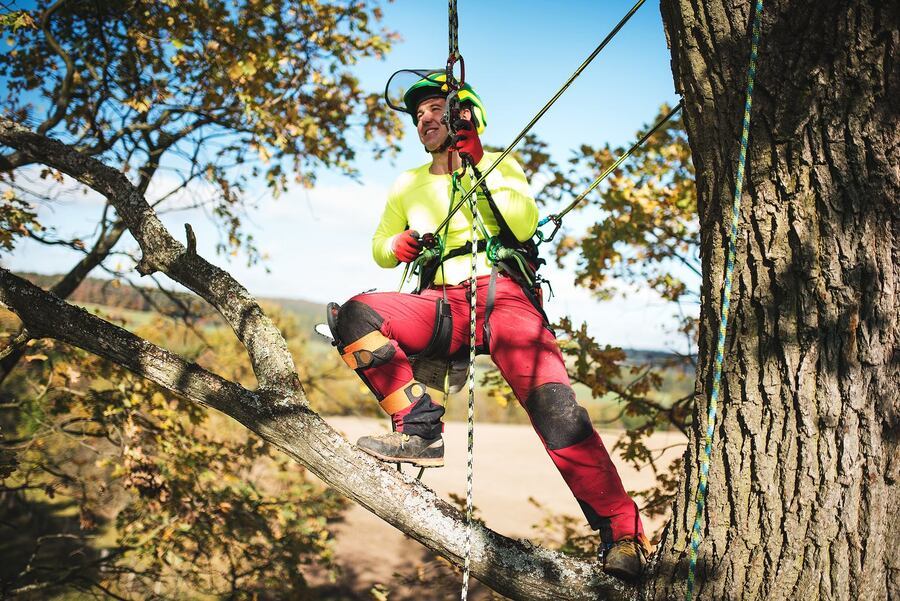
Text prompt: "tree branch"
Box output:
[[0, 268, 631, 601], [0, 116, 298, 395], [36, 0, 77, 137]]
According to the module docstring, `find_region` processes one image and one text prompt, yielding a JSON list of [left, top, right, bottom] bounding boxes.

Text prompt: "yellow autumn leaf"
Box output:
[[228, 62, 244, 80], [123, 97, 151, 113]]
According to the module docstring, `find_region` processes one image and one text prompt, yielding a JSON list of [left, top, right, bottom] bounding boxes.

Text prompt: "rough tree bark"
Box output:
[[653, 1, 898, 599]]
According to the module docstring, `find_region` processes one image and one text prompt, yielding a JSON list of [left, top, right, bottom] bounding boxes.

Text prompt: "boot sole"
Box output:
[[359, 446, 445, 468], [603, 564, 643, 582]]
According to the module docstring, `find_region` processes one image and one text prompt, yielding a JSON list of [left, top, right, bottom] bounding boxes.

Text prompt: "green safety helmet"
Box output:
[[385, 69, 487, 135]]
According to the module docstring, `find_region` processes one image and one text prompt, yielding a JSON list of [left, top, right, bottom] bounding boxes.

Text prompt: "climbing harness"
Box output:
[[535, 101, 684, 244], [686, 1, 763, 599]]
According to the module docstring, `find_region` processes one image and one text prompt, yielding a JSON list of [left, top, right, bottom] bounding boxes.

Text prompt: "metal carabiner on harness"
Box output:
[[535, 214, 563, 244], [407, 233, 445, 291]]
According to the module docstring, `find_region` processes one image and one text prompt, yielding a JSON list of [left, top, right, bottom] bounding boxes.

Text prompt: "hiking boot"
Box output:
[[602, 536, 651, 581], [357, 431, 444, 467]]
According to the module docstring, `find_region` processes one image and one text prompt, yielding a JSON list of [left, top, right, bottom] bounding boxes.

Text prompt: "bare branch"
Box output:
[[0, 116, 299, 396], [36, 0, 77, 137]]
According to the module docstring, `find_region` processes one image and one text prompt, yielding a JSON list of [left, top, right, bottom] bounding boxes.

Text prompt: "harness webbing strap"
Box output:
[[470, 165, 516, 246], [686, 1, 763, 598], [482, 265, 499, 351]]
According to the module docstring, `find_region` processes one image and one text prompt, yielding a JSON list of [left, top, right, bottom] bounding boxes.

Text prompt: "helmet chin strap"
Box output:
[[421, 133, 454, 155], [438, 134, 454, 153]]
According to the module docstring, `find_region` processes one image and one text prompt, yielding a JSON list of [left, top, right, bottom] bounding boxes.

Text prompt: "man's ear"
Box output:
[[459, 107, 473, 122]]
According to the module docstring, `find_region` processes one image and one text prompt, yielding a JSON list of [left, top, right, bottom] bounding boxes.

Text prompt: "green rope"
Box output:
[[686, 1, 763, 598], [431, 0, 647, 236], [536, 101, 684, 244], [460, 173, 478, 601], [485, 239, 534, 287]]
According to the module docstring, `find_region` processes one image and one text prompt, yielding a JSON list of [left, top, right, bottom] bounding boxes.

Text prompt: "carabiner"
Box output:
[[535, 215, 562, 244]]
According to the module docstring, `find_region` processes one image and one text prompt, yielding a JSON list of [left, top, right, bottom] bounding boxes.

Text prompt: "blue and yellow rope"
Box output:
[[686, 1, 763, 599]]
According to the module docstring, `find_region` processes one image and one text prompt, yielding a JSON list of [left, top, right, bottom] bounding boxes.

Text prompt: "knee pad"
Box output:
[[334, 300, 395, 370], [525, 383, 594, 450]]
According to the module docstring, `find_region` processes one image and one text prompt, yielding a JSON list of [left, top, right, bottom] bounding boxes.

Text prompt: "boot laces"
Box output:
[[614, 541, 639, 558], [372, 431, 411, 447], [604, 537, 649, 562]]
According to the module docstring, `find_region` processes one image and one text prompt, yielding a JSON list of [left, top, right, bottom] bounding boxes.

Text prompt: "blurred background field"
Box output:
[[11, 272, 694, 427]]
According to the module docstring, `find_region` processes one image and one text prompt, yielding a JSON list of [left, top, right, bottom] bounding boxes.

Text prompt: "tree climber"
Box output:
[[327, 70, 651, 579]]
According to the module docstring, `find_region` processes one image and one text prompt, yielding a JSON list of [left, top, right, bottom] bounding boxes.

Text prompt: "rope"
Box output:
[[686, 1, 763, 598], [448, 0, 459, 61], [431, 0, 647, 236], [460, 173, 478, 601], [536, 101, 684, 243]]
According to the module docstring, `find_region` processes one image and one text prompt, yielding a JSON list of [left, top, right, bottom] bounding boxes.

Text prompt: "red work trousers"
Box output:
[[342, 274, 644, 542]]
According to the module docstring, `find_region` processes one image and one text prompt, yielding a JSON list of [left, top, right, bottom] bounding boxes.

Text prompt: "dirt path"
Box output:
[[311, 417, 686, 598]]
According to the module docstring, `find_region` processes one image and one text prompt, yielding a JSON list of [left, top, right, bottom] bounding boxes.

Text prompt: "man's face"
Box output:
[[416, 97, 449, 152]]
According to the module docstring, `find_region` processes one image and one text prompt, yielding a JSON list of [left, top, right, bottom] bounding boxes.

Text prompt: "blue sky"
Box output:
[[330, 0, 678, 187], [4, 0, 693, 352]]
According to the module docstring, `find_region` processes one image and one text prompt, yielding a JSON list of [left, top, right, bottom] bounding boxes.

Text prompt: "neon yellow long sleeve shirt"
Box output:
[[372, 151, 538, 286]]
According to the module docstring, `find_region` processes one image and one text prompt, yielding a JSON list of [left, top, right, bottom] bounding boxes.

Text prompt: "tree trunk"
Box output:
[[653, 1, 899, 599]]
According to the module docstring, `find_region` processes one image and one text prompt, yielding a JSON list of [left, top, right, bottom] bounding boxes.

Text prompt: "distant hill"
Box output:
[[259, 296, 325, 328], [19, 272, 215, 318], [14, 272, 692, 366], [16, 272, 325, 327]]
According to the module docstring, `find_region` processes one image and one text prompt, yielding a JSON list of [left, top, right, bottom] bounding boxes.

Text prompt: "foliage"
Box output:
[[488, 133, 573, 209], [0, 190, 40, 251], [0, 10, 34, 32], [0, 0, 403, 277], [0, 317, 347, 599], [555, 104, 697, 306]]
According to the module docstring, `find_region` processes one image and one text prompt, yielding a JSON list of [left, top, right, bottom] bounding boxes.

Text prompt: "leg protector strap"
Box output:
[[380, 381, 427, 415], [420, 298, 453, 358], [341, 330, 394, 370]]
